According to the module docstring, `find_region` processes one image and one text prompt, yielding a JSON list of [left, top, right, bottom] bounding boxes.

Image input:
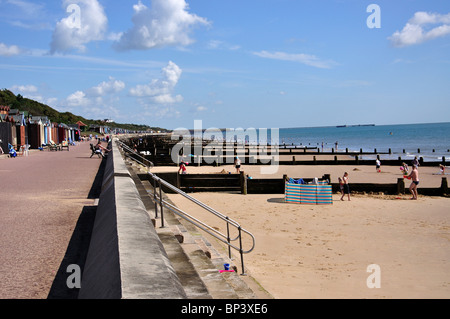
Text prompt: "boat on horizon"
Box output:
[[336, 124, 375, 128]]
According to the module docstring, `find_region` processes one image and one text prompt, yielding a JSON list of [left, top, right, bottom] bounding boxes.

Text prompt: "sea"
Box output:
[[203, 122, 450, 163], [276, 122, 450, 162]]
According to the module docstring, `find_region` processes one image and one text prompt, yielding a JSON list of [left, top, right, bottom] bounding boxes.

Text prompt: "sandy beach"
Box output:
[[151, 161, 450, 299]]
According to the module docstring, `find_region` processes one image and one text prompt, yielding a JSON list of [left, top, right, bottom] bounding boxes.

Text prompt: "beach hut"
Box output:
[[41, 117, 51, 145], [0, 108, 13, 153], [9, 109, 27, 150], [58, 123, 69, 143], [28, 116, 49, 149], [76, 121, 87, 132], [68, 124, 81, 142], [51, 122, 59, 143]]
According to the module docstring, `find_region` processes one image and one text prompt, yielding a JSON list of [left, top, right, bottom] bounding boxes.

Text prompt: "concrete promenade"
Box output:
[[0, 141, 103, 298]]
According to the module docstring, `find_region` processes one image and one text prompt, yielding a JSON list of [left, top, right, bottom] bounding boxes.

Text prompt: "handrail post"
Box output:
[[238, 226, 246, 276], [153, 176, 158, 219], [159, 179, 165, 228], [226, 217, 232, 259]]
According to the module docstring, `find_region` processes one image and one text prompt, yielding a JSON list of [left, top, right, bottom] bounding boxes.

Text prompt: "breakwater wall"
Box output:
[[121, 134, 448, 167], [138, 172, 449, 197], [78, 139, 186, 299]]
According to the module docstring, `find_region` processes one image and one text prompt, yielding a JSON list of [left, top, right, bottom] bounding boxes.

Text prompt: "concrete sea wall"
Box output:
[[79, 139, 186, 299]]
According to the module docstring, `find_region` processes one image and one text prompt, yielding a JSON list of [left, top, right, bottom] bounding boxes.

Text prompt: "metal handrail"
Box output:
[[117, 140, 154, 169], [116, 139, 255, 275]]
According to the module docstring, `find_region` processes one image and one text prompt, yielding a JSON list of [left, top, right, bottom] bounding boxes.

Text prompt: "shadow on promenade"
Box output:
[[47, 157, 107, 299]]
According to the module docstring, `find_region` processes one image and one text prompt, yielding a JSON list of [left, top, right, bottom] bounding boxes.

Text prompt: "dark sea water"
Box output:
[[276, 122, 450, 162]]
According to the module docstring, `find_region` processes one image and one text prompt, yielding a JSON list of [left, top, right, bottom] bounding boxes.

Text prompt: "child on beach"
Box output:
[[340, 172, 351, 201], [376, 158, 381, 173], [401, 162, 409, 176]]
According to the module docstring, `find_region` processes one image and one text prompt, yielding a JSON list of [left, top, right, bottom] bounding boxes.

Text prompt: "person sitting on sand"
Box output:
[[408, 165, 420, 200], [439, 164, 446, 175], [340, 172, 350, 201]]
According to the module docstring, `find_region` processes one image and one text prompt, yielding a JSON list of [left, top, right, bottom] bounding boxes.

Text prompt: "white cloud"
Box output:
[[65, 77, 126, 109], [6, 0, 45, 17], [389, 12, 450, 47], [114, 0, 210, 51], [129, 61, 183, 104], [0, 43, 21, 56], [196, 106, 207, 112], [86, 77, 125, 97], [253, 50, 337, 69], [50, 0, 108, 53], [66, 90, 89, 107], [9, 84, 38, 93], [207, 40, 240, 51], [3, 0, 51, 30]]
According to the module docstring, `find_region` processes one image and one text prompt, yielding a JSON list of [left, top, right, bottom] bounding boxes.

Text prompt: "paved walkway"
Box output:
[[0, 141, 103, 298]]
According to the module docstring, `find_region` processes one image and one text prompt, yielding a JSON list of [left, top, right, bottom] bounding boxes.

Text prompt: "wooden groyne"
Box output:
[[121, 134, 448, 168], [137, 171, 449, 197]]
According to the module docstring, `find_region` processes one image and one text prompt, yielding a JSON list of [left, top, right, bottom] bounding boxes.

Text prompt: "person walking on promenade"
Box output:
[[408, 165, 420, 200], [340, 172, 351, 201]]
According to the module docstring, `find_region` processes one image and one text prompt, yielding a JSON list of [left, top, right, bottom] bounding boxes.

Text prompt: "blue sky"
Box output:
[[0, 0, 449, 130]]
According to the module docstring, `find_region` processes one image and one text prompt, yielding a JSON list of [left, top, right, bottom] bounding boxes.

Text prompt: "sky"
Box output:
[[0, 0, 449, 130]]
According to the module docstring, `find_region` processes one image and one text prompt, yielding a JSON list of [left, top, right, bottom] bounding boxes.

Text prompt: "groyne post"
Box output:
[[240, 171, 248, 195], [441, 177, 448, 195], [397, 178, 405, 194]]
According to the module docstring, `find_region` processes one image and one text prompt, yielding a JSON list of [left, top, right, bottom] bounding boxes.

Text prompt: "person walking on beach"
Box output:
[[376, 158, 381, 173], [408, 165, 420, 200], [234, 156, 241, 174], [412, 156, 420, 167], [340, 172, 350, 201]]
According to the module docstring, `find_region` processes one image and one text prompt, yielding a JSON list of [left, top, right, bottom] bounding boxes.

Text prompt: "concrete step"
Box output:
[[139, 177, 259, 299]]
